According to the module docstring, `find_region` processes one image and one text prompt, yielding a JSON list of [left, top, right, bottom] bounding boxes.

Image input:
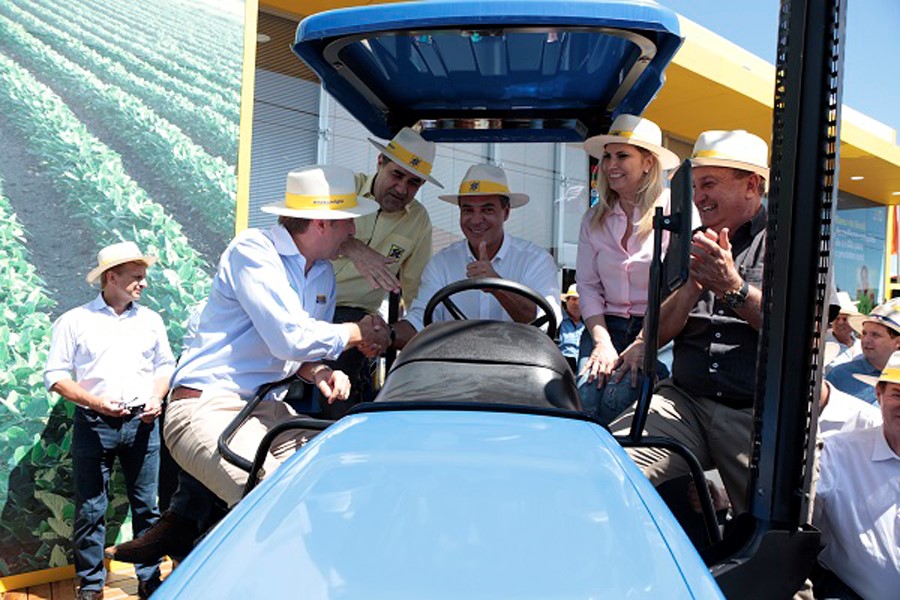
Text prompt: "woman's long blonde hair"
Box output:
[[590, 147, 665, 239]]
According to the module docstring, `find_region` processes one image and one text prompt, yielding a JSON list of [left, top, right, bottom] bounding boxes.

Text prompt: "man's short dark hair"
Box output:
[[278, 216, 311, 234], [732, 168, 767, 196]]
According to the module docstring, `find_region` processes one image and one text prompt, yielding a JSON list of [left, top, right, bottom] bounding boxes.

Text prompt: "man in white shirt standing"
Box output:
[[163, 166, 390, 508], [392, 164, 561, 348], [812, 350, 900, 599], [823, 290, 862, 374], [44, 242, 175, 600]]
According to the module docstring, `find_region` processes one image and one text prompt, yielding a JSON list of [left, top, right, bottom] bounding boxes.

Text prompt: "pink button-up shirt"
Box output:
[[576, 191, 670, 320]]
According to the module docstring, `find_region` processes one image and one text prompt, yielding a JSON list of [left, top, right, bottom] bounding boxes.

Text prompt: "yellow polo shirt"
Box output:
[[333, 172, 433, 313]]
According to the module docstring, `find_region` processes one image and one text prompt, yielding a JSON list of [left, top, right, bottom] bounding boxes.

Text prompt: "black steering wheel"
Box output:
[[423, 277, 558, 338]]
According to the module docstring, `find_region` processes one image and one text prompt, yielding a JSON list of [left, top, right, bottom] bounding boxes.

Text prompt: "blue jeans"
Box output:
[[72, 408, 161, 590], [576, 315, 670, 425]]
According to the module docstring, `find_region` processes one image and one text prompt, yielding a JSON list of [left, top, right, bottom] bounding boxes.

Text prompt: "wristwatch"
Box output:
[[721, 279, 750, 309]]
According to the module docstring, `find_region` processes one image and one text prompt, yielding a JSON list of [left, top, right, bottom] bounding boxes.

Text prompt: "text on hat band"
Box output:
[[608, 130, 635, 138], [458, 179, 510, 195], [285, 192, 358, 210], [386, 141, 433, 175]]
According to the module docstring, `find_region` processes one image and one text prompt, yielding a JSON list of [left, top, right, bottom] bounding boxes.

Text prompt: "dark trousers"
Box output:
[[72, 408, 161, 590], [320, 306, 375, 419]]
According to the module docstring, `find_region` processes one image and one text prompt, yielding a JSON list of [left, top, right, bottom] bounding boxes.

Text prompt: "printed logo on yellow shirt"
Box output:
[[388, 244, 406, 260]]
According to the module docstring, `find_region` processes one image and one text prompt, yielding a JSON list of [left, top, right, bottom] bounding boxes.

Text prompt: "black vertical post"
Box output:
[[750, 0, 845, 527]]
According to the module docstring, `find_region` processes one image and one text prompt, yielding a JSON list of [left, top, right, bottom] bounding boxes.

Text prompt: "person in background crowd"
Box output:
[[826, 298, 900, 405], [558, 284, 585, 372], [812, 350, 900, 599], [44, 242, 175, 600], [391, 163, 561, 348], [325, 127, 441, 418], [610, 129, 770, 516], [576, 114, 680, 424], [823, 290, 862, 374]]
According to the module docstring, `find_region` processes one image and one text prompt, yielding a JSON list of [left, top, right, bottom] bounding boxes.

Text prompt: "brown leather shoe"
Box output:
[[105, 511, 198, 563]]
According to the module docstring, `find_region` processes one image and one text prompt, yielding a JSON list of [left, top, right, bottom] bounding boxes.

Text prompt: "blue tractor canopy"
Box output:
[[293, 0, 682, 142]]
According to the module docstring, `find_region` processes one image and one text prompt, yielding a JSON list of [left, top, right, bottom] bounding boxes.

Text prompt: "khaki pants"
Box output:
[[164, 389, 311, 507], [609, 380, 754, 514]]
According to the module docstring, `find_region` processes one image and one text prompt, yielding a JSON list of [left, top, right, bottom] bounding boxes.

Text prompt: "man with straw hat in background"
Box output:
[[390, 163, 561, 348], [811, 350, 900, 599], [559, 284, 585, 372], [610, 129, 770, 517], [44, 241, 175, 600], [826, 298, 900, 405], [823, 290, 862, 373], [163, 165, 390, 509], [326, 126, 443, 417]]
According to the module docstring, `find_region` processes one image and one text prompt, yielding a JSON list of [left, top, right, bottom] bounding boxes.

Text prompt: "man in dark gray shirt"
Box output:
[[610, 129, 769, 515]]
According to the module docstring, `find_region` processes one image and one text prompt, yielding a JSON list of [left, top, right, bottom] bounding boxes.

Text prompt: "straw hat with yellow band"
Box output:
[[86, 241, 157, 285], [848, 298, 900, 337], [261, 165, 379, 220], [369, 127, 443, 188], [438, 163, 529, 208], [583, 114, 680, 170], [690, 130, 770, 184], [854, 350, 900, 387], [561, 284, 579, 300]]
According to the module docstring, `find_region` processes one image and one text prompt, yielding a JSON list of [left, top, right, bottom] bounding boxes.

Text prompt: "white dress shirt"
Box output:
[[405, 235, 561, 331], [172, 224, 349, 398], [818, 382, 882, 438], [44, 294, 175, 404], [814, 426, 900, 599]]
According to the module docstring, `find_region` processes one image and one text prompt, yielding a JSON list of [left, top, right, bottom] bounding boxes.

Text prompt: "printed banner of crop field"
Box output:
[[0, 0, 244, 577]]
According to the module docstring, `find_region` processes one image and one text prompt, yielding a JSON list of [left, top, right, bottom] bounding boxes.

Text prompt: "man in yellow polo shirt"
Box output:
[[326, 127, 443, 416]]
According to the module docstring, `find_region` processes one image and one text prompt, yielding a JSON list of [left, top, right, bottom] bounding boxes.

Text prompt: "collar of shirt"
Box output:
[[87, 293, 136, 317], [729, 204, 767, 250], [465, 234, 510, 264], [872, 428, 900, 461], [268, 224, 330, 280]]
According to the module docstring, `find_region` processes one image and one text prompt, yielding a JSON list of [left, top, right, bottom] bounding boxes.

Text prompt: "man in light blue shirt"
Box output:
[[827, 299, 900, 405], [163, 166, 390, 507]]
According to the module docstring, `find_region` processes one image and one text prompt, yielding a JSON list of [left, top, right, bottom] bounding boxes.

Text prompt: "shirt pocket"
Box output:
[[385, 235, 415, 269]]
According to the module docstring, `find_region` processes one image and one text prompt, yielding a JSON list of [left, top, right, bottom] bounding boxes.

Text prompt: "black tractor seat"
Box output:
[[376, 320, 581, 411]]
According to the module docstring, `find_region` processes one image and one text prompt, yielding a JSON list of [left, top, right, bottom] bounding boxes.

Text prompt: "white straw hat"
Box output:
[[369, 127, 443, 188], [561, 284, 579, 300], [854, 349, 900, 387], [690, 130, 770, 181], [834, 291, 861, 317], [848, 298, 900, 337], [438, 164, 529, 208], [86, 242, 157, 285], [261, 165, 379, 220], [583, 114, 680, 170]]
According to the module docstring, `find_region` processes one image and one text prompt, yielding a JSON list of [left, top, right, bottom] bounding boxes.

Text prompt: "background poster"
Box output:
[[0, 0, 244, 576], [833, 207, 886, 314]]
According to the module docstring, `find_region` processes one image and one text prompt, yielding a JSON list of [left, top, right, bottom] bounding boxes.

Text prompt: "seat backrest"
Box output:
[[377, 321, 581, 411]]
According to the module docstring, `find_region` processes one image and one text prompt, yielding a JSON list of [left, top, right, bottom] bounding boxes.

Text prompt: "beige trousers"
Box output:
[[609, 380, 754, 514], [164, 389, 310, 507]]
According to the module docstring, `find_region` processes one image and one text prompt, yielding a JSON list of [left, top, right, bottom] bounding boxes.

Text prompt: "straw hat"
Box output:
[[86, 242, 157, 284], [370, 127, 443, 188], [583, 114, 680, 170], [561, 284, 579, 300], [438, 164, 529, 208], [261, 165, 379, 220], [690, 130, 770, 181], [848, 298, 900, 336], [834, 291, 861, 317], [854, 349, 900, 387]]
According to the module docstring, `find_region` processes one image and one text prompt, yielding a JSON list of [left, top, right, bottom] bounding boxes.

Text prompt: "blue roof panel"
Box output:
[[293, 0, 682, 142]]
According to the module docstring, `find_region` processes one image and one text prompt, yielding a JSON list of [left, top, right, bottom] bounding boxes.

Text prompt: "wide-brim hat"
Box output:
[[583, 114, 680, 171], [369, 126, 443, 188], [261, 165, 379, 220], [848, 298, 900, 336], [438, 163, 529, 208], [86, 241, 157, 284], [834, 290, 861, 317], [561, 283, 579, 300], [690, 130, 770, 182], [854, 349, 900, 387]]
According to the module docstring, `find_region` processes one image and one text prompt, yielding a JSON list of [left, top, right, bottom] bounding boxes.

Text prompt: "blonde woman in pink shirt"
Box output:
[[576, 114, 679, 424]]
